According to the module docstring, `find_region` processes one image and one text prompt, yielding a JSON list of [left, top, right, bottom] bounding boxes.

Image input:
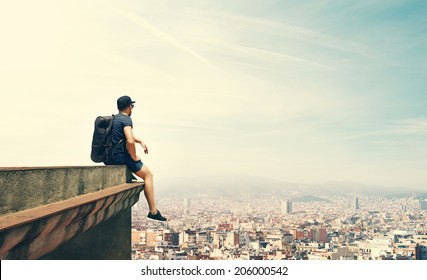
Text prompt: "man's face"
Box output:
[[129, 104, 134, 116]]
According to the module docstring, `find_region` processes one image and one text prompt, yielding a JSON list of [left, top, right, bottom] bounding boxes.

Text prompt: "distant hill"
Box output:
[[312, 181, 426, 196], [156, 174, 426, 198], [157, 173, 301, 198], [292, 195, 330, 202], [310, 181, 388, 195]]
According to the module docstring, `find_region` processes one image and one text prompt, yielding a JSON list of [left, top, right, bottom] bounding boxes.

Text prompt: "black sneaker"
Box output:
[[147, 210, 167, 221]]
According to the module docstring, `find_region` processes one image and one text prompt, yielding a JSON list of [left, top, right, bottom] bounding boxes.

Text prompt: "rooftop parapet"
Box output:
[[0, 166, 144, 259]]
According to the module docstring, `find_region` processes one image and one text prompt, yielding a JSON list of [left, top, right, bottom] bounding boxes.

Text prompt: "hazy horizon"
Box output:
[[155, 172, 427, 199]]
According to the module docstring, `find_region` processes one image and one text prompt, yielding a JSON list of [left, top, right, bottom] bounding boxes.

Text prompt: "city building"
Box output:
[[164, 232, 179, 246], [281, 199, 292, 215], [131, 193, 427, 260], [354, 197, 360, 210], [419, 199, 427, 210]]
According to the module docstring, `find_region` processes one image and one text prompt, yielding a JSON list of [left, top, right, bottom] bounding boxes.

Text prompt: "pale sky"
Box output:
[[1, 0, 426, 188]]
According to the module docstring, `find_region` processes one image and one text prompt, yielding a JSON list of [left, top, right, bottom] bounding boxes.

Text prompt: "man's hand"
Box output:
[[140, 142, 149, 154], [133, 136, 148, 154]]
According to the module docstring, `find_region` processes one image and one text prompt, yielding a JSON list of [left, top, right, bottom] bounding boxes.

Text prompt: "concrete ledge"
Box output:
[[0, 182, 144, 259], [0, 166, 144, 260], [0, 166, 129, 215]]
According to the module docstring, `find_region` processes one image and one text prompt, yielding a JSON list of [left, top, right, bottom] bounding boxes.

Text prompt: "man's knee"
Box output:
[[146, 169, 153, 179], [136, 166, 153, 180]]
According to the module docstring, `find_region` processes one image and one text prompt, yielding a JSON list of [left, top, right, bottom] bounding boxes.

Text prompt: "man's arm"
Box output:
[[134, 136, 149, 154], [124, 126, 139, 161]]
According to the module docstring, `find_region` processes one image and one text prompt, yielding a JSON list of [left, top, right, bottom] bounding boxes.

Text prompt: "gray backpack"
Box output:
[[90, 115, 115, 164]]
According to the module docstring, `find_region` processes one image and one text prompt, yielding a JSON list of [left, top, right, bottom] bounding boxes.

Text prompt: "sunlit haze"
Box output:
[[1, 0, 426, 188]]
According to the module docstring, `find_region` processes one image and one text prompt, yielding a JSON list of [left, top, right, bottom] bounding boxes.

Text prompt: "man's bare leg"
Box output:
[[134, 165, 156, 214]]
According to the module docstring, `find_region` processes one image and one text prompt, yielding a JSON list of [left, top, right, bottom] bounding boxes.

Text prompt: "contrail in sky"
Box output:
[[106, 3, 215, 69]]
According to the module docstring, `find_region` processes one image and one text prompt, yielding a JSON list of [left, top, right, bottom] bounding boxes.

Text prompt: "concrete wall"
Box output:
[[0, 166, 128, 215], [0, 166, 144, 260]]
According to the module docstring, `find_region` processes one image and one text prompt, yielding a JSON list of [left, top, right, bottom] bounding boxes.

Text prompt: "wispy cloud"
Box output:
[[338, 118, 427, 142], [69, 41, 181, 84], [220, 12, 376, 58], [386, 118, 427, 135], [106, 3, 215, 69], [205, 39, 334, 70], [161, 9, 376, 59], [346, 0, 409, 12], [135, 7, 375, 71]]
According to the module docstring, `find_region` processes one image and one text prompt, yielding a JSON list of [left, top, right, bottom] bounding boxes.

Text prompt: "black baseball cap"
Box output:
[[117, 95, 136, 110]]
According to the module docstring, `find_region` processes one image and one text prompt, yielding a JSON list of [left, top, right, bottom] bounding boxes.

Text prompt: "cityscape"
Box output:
[[130, 179, 427, 260]]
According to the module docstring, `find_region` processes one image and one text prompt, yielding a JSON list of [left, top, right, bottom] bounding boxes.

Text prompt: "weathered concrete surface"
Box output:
[[41, 208, 132, 260], [0, 166, 144, 260], [0, 166, 127, 215]]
